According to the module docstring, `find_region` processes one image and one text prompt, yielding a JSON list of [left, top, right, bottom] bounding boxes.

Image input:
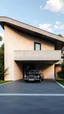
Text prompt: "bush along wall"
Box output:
[[58, 63, 64, 80], [0, 44, 4, 80]]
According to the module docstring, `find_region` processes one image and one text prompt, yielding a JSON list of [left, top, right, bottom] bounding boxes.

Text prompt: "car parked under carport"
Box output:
[[24, 70, 44, 82], [15, 61, 56, 80]]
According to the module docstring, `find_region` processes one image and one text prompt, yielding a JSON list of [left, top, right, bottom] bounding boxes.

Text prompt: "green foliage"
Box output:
[[0, 51, 4, 80], [0, 44, 4, 80], [58, 34, 64, 38], [4, 68, 8, 76], [0, 43, 8, 80], [1, 44, 4, 50], [0, 36, 2, 41], [58, 63, 64, 79]]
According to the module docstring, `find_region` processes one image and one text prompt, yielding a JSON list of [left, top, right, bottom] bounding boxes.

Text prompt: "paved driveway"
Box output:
[[0, 79, 64, 93], [0, 80, 64, 114]]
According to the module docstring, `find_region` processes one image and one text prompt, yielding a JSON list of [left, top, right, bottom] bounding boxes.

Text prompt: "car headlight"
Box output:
[[24, 75, 27, 78], [38, 75, 40, 78]]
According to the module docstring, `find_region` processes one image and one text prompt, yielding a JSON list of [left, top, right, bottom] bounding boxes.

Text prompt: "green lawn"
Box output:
[[0, 80, 12, 84], [56, 80, 64, 86]]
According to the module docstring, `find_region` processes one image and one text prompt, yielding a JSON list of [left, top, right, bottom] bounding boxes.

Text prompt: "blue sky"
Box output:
[[0, 0, 64, 46]]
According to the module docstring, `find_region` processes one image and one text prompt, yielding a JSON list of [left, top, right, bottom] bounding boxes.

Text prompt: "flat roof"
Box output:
[[0, 16, 64, 49]]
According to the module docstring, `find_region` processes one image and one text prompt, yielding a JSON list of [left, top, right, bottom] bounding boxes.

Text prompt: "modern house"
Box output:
[[0, 16, 64, 81]]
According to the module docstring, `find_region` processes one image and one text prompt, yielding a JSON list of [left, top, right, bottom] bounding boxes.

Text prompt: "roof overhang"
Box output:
[[0, 16, 64, 50]]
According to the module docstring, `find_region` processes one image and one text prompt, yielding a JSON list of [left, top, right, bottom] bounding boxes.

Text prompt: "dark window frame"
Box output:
[[34, 42, 41, 50]]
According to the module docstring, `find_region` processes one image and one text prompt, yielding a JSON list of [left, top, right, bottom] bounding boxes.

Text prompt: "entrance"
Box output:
[[23, 63, 35, 78]]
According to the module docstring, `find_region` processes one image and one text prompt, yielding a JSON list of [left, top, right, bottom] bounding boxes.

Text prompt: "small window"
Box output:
[[34, 42, 41, 50]]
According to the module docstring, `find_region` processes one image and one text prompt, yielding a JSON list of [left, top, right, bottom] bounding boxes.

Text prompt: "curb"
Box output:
[[0, 81, 13, 86], [55, 80, 64, 89]]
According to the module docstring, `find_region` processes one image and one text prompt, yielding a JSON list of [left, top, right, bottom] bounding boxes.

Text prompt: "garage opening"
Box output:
[[14, 61, 55, 80]]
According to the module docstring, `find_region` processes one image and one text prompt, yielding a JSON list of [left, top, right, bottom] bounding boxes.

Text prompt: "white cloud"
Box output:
[[0, 32, 4, 37], [38, 21, 64, 33], [40, 5, 43, 10], [39, 23, 53, 32], [43, 0, 64, 14], [54, 21, 64, 29]]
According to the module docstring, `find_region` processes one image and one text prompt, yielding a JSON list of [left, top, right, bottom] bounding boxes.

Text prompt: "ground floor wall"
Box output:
[[4, 61, 23, 81], [55, 65, 61, 78], [4, 61, 55, 81], [43, 65, 54, 79], [32, 63, 54, 79], [14, 62, 23, 80]]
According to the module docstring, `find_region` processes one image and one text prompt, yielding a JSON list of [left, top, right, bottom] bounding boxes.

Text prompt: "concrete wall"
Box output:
[[4, 25, 55, 80], [55, 66, 61, 78], [14, 50, 61, 61], [43, 65, 54, 79], [34, 63, 54, 79], [14, 62, 23, 80]]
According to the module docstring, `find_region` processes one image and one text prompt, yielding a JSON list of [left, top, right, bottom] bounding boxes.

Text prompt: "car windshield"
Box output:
[[29, 70, 40, 74]]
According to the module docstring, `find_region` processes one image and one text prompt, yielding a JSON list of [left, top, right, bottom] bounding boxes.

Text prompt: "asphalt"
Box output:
[[0, 80, 64, 114], [0, 79, 64, 93], [0, 96, 64, 114]]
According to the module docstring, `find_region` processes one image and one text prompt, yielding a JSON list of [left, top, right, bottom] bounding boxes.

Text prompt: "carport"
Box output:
[[14, 50, 61, 80], [14, 60, 56, 79]]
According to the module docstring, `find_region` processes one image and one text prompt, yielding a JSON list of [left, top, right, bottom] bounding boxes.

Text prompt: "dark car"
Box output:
[[24, 70, 43, 82]]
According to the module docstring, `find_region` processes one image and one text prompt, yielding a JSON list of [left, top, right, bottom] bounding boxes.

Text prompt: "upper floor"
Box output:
[[4, 25, 61, 62], [0, 16, 64, 50], [0, 16, 64, 62], [4, 25, 55, 51]]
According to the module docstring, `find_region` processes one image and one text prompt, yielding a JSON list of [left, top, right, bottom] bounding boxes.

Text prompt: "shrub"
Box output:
[[58, 63, 64, 80], [0, 51, 4, 80], [0, 44, 4, 80]]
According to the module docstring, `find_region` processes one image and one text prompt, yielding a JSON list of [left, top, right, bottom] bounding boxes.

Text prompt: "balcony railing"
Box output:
[[14, 50, 61, 61]]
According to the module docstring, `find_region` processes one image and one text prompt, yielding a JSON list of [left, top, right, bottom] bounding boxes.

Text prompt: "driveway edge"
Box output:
[[54, 80, 64, 88], [0, 81, 13, 86]]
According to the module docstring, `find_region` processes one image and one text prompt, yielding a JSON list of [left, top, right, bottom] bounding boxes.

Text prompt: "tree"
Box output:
[[0, 50, 4, 80], [0, 43, 4, 80], [1, 44, 4, 50], [0, 36, 2, 41], [58, 62, 64, 80], [58, 34, 64, 38], [4, 68, 8, 77]]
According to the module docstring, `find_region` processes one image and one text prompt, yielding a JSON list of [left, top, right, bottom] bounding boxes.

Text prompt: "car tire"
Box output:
[[25, 80, 28, 82]]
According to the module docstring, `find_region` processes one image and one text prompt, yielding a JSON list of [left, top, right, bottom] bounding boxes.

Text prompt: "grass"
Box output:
[[56, 80, 64, 86], [0, 80, 12, 84]]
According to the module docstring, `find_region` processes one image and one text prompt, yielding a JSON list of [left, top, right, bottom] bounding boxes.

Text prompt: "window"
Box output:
[[34, 42, 41, 50]]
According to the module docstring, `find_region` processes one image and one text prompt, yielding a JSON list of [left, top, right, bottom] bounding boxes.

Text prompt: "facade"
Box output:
[[0, 16, 64, 81]]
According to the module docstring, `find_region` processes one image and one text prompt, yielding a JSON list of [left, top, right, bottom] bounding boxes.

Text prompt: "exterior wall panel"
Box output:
[[14, 50, 61, 61], [4, 26, 59, 80]]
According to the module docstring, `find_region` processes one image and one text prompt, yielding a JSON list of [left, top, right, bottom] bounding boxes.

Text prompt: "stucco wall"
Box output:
[[43, 65, 54, 79], [34, 63, 54, 79], [4, 25, 55, 80], [14, 62, 23, 80], [55, 66, 61, 78]]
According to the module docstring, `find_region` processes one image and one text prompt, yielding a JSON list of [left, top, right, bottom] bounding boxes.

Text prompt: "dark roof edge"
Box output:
[[0, 16, 64, 43]]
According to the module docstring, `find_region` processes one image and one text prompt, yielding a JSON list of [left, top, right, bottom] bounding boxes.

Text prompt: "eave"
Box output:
[[0, 16, 64, 50]]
